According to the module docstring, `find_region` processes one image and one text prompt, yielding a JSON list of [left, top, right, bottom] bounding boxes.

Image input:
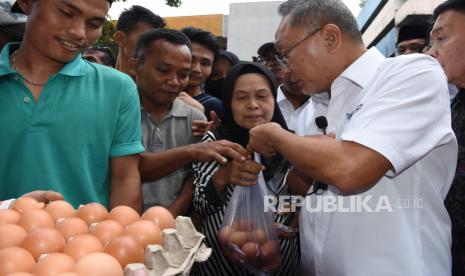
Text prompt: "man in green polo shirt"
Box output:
[[0, 0, 144, 210]]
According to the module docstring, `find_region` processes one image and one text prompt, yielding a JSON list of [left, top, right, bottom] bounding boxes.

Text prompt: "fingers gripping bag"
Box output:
[[218, 153, 282, 275]]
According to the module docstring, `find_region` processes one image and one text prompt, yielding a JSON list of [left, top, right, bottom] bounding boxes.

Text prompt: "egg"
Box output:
[[125, 220, 163, 248], [11, 197, 44, 213], [75, 253, 123, 276], [22, 227, 66, 260], [141, 206, 175, 229], [56, 217, 89, 241], [76, 203, 108, 226], [0, 209, 21, 225], [17, 209, 54, 233], [104, 235, 144, 269], [5, 273, 35, 276], [259, 240, 280, 262], [228, 231, 248, 247], [241, 242, 260, 262], [0, 224, 28, 249], [63, 234, 104, 261], [56, 273, 77, 276], [231, 219, 255, 232], [44, 200, 75, 222], [89, 220, 124, 247], [31, 253, 76, 276], [107, 206, 140, 227], [251, 228, 267, 244], [218, 226, 232, 246], [0, 246, 35, 275]]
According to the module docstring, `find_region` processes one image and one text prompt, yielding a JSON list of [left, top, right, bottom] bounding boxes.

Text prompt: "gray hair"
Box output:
[[278, 0, 363, 43]]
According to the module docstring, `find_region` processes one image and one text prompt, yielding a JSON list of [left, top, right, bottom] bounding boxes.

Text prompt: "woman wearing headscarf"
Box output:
[[192, 62, 300, 275], [205, 50, 240, 101]]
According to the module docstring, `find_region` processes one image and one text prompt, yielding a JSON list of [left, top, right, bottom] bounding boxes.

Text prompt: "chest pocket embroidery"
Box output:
[[346, 103, 363, 120]]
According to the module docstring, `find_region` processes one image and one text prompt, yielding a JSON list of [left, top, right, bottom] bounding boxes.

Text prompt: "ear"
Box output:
[[128, 58, 138, 79], [114, 31, 126, 47], [321, 24, 342, 53], [17, 0, 34, 15]]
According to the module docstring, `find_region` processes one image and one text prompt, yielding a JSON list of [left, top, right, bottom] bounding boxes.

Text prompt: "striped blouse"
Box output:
[[191, 131, 300, 276]]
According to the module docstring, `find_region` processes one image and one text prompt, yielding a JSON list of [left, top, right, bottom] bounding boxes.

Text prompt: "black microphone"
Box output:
[[315, 116, 328, 135]]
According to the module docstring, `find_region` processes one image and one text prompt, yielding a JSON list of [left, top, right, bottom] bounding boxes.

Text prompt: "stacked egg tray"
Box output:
[[124, 216, 212, 276]]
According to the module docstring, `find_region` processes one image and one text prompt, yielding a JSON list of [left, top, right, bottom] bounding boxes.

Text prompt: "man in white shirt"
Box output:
[[277, 76, 310, 131], [247, 0, 457, 275]]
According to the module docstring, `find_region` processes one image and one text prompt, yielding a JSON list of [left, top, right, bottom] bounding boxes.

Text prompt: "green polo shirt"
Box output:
[[0, 43, 144, 208]]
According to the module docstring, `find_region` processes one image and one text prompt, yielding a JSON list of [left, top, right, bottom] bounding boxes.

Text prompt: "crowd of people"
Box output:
[[0, 0, 464, 275]]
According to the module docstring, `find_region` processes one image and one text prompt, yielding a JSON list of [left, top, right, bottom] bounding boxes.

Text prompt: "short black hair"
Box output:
[[116, 5, 166, 34], [257, 42, 276, 56], [181, 27, 219, 56], [278, 0, 363, 44], [83, 45, 116, 67], [11, 0, 114, 14], [434, 0, 465, 19], [134, 28, 191, 65]]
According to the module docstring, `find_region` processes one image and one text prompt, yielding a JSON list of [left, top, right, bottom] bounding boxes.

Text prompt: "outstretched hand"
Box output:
[[189, 139, 248, 165], [192, 111, 221, 137]]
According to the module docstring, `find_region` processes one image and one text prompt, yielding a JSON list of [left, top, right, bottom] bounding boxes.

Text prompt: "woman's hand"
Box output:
[[212, 158, 265, 192]]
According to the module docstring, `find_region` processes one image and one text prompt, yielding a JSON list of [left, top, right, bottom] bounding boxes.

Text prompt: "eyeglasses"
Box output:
[[275, 28, 321, 69]]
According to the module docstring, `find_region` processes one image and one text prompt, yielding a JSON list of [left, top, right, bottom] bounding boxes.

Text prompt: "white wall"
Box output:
[[227, 1, 284, 61]]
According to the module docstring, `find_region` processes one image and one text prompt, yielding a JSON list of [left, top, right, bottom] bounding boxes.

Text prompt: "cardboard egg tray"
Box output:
[[124, 216, 212, 276]]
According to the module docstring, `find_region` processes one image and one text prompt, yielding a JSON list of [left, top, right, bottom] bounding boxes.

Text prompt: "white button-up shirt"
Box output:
[[295, 92, 330, 136], [277, 85, 309, 131], [299, 48, 457, 276]]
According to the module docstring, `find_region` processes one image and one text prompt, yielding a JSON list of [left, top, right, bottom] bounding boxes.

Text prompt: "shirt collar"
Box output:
[[0, 42, 87, 77], [338, 47, 386, 89], [0, 43, 17, 76], [311, 91, 330, 105], [277, 85, 286, 103], [141, 98, 189, 118], [170, 98, 189, 117]]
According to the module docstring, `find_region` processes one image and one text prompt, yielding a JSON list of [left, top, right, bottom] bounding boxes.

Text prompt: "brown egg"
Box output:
[[11, 197, 45, 213], [141, 206, 175, 229], [228, 231, 248, 247], [56, 273, 77, 276], [107, 206, 140, 227], [44, 200, 75, 222], [259, 240, 280, 262], [22, 227, 66, 260], [89, 220, 124, 247], [63, 234, 103, 261], [0, 224, 28, 249], [218, 226, 232, 246], [0, 209, 21, 225], [241, 242, 260, 262], [56, 217, 89, 241], [76, 203, 108, 226], [251, 228, 267, 244], [125, 220, 163, 248], [17, 209, 54, 233], [104, 235, 144, 269], [31, 253, 76, 276], [75, 253, 123, 276], [231, 219, 255, 232], [5, 273, 35, 276], [0, 246, 35, 275]]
